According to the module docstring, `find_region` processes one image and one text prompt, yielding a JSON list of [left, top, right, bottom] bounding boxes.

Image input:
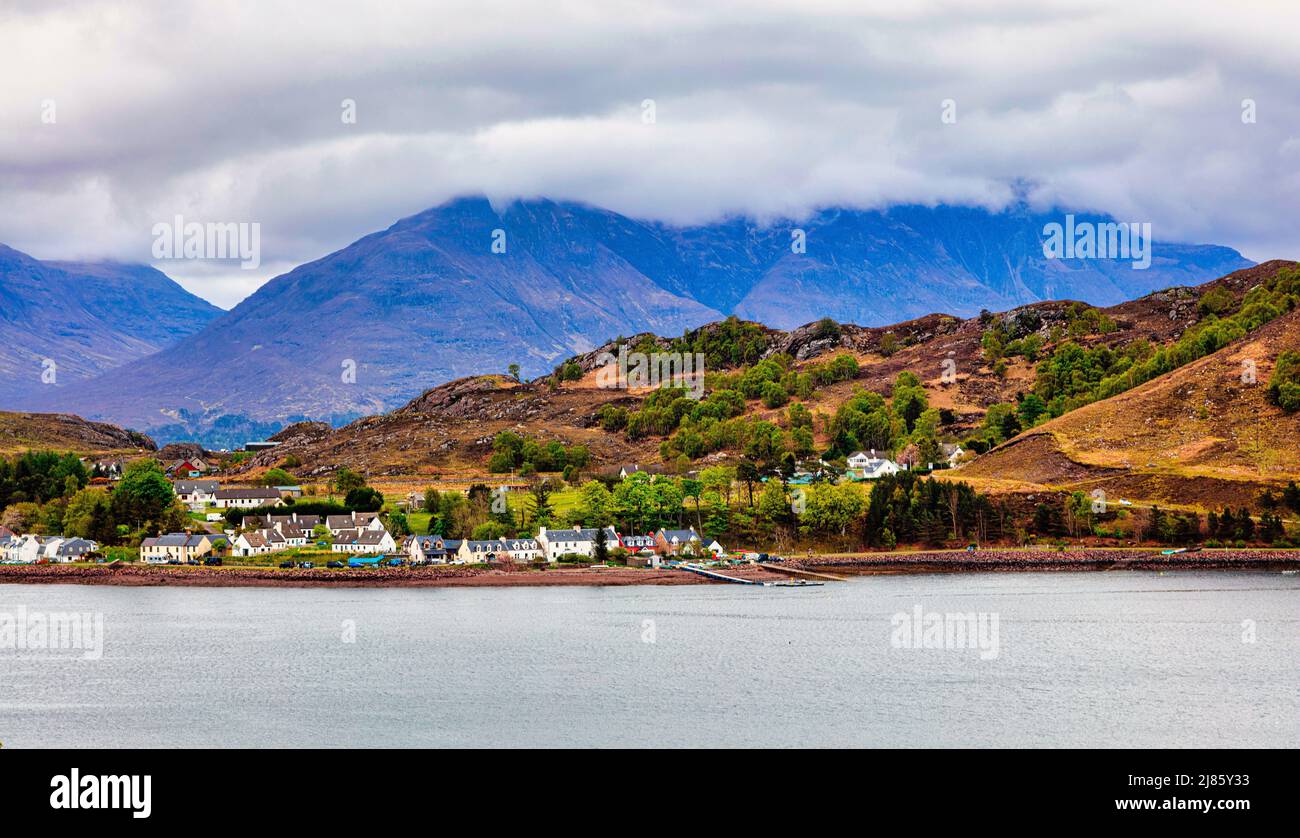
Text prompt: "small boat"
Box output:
[[1281, 570, 1299, 576]]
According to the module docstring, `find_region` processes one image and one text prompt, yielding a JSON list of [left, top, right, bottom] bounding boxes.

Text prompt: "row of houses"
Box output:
[[0, 528, 99, 563], [405, 525, 720, 565], [231, 510, 395, 557], [140, 532, 229, 563]]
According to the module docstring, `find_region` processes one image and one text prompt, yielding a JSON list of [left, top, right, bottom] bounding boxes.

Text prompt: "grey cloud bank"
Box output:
[[1, 0, 1296, 308]]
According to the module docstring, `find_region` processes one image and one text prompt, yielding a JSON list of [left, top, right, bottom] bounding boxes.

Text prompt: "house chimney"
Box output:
[[871, 448, 876, 458]]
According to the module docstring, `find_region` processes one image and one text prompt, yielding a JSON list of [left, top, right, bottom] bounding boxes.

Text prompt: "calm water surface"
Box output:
[[1, 572, 1296, 747]]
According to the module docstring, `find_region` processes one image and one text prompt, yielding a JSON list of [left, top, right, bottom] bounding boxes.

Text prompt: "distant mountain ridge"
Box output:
[[9, 196, 1252, 444], [0, 244, 223, 396]]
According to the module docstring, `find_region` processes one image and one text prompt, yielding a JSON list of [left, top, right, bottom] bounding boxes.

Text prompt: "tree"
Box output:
[[613, 472, 657, 533], [1266, 351, 1300, 412], [700, 465, 736, 508], [262, 468, 294, 487], [577, 480, 614, 527], [760, 380, 788, 408], [508, 363, 521, 382], [471, 520, 510, 540], [1, 501, 44, 532], [529, 481, 555, 528], [594, 525, 609, 563], [758, 479, 789, 524], [804, 483, 865, 538], [62, 487, 112, 540], [652, 478, 685, 528], [891, 372, 929, 432], [111, 459, 181, 535], [812, 318, 841, 341], [384, 509, 411, 537], [736, 461, 761, 507], [333, 467, 366, 495], [344, 486, 384, 511], [982, 403, 1022, 445], [1017, 393, 1048, 427], [680, 478, 704, 530]]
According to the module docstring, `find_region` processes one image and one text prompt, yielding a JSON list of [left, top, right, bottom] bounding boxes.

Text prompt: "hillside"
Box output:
[[236, 261, 1296, 512], [0, 244, 223, 399], [958, 304, 1300, 510], [0, 411, 157, 455], [28, 196, 1250, 444]]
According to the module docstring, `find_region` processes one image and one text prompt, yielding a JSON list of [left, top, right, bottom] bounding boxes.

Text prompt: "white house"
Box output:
[[619, 534, 657, 552], [408, 535, 461, 564], [654, 527, 703, 555], [331, 529, 397, 553], [940, 443, 965, 468], [231, 531, 274, 557], [41, 537, 98, 562], [535, 526, 619, 561], [213, 488, 284, 509], [261, 513, 323, 533], [456, 538, 542, 563], [141, 533, 226, 563], [7, 534, 50, 563], [846, 450, 902, 479], [325, 512, 384, 536], [275, 525, 309, 548], [174, 480, 220, 508]]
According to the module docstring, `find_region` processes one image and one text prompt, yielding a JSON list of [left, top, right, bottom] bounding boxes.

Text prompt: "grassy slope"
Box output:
[[957, 307, 1300, 510]]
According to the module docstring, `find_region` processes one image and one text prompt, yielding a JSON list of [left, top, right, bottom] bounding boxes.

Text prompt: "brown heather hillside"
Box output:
[[956, 306, 1300, 511], [0, 411, 157, 455], [236, 262, 1296, 495]]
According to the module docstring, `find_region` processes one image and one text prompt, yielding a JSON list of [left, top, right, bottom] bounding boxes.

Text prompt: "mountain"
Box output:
[[20, 196, 1251, 443], [0, 410, 156, 455], [0, 244, 223, 398]]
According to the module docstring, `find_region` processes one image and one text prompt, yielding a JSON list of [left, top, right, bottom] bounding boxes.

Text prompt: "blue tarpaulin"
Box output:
[[347, 555, 383, 567]]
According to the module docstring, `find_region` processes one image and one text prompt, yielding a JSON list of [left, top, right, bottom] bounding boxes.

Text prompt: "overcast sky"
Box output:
[[2, 0, 1296, 308]]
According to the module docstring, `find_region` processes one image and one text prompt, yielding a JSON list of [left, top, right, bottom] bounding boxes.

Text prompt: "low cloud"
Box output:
[[1, 0, 1295, 308]]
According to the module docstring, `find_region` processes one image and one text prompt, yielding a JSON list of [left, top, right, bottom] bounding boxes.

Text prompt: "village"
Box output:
[[0, 445, 957, 570]]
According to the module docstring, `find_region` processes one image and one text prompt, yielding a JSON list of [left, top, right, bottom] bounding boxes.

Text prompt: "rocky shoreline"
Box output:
[[0, 549, 1295, 589], [0, 562, 779, 588], [797, 548, 1300, 574]]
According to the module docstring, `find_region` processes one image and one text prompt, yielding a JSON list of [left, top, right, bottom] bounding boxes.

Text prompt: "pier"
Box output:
[[756, 563, 845, 582], [677, 563, 766, 584], [676, 563, 825, 587]]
